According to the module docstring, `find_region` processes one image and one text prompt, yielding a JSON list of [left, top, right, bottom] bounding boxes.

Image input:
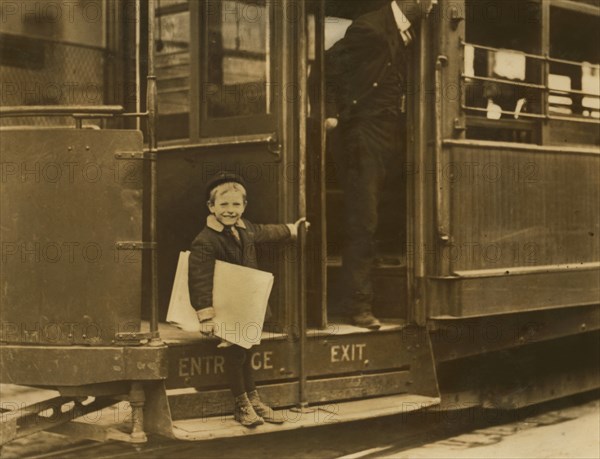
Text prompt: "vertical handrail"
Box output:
[[434, 55, 450, 244], [135, 0, 142, 131], [147, 0, 160, 340], [316, 0, 328, 328], [296, 0, 309, 410]]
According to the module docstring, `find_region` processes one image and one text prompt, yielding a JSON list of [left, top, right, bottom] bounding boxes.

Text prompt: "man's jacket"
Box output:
[[324, 3, 411, 120]]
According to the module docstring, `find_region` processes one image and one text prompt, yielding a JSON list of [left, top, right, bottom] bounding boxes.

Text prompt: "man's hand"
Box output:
[[199, 319, 216, 336], [325, 118, 338, 131]]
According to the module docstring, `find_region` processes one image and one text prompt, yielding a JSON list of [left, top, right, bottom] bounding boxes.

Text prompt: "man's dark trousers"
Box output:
[[337, 113, 404, 315]]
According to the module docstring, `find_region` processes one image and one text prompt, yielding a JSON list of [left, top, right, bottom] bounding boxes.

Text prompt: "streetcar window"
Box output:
[[463, 0, 543, 143], [152, 0, 276, 141], [582, 63, 600, 119], [155, 4, 191, 141], [204, 0, 273, 120], [549, 6, 600, 120], [0, 0, 107, 127], [461, 0, 600, 145], [324, 17, 351, 50]]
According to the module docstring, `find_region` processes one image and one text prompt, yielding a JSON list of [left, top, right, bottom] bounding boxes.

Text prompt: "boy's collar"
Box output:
[[206, 214, 247, 232]]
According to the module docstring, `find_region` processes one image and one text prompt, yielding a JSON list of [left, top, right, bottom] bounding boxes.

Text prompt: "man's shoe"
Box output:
[[234, 393, 264, 427], [351, 312, 381, 330], [248, 390, 285, 424]]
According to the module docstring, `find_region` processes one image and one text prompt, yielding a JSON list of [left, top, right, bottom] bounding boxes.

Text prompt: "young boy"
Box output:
[[188, 172, 306, 427]]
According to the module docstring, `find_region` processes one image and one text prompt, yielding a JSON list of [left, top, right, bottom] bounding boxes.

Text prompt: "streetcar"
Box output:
[[1, 0, 598, 446]]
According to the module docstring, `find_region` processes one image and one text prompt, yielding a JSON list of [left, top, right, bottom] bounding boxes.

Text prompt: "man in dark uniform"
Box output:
[[325, 0, 434, 329]]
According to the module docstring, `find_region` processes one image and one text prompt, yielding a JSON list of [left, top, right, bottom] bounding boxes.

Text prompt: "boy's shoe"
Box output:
[[351, 311, 381, 330], [248, 390, 285, 424], [234, 393, 264, 427]]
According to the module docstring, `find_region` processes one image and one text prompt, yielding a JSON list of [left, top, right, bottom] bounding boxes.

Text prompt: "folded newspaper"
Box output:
[[167, 251, 274, 349]]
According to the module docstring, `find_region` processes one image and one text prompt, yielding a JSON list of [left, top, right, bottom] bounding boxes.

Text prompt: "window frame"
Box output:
[[459, 0, 599, 146], [198, 0, 277, 138], [153, 0, 278, 144], [154, 0, 193, 142]]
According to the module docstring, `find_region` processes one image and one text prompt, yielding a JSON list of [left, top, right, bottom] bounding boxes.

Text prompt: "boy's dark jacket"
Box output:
[[188, 215, 292, 320]]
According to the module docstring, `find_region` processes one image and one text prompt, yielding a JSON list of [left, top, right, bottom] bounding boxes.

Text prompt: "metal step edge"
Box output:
[[171, 394, 440, 441]]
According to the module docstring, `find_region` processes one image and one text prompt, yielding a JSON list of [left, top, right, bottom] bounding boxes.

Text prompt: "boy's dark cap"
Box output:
[[206, 172, 247, 200]]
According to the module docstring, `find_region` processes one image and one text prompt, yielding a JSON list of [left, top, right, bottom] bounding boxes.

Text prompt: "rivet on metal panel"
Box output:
[[68, 146, 73, 151], [581, 323, 587, 331], [363, 360, 369, 367], [82, 334, 87, 339], [453, 118, 466, 132], [85, 146, 90, 150]]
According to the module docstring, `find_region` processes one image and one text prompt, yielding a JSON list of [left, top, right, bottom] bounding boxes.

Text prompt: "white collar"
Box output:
[[207, 214, 247, 232], [391, 1, 412, 33]]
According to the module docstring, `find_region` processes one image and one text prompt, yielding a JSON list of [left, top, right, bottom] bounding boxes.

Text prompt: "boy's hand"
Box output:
[[294, 217, 310, 232], [199, 319, 216, 336], [288, 218, 310, 239], [294, 217, 310, 234]]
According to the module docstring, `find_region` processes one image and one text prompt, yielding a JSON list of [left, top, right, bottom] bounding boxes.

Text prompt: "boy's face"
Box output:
[[208, 189, 247, 227]]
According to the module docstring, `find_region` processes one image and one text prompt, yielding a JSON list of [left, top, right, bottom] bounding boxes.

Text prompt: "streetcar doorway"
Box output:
[[323, 127, 408, 322], [306, 0, 410, 329]]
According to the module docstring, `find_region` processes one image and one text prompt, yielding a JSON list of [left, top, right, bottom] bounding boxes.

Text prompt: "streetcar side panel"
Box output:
[[430, 143, 600, 317], [430, 0, 600, 317], [0, 128, 145, 345]]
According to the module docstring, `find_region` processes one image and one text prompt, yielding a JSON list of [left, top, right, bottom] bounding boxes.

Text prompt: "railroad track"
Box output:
[[8, 391, 596, 459]]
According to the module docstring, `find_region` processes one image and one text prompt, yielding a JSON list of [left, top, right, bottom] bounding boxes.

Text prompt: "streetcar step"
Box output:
[[170, 393, 440, 441]]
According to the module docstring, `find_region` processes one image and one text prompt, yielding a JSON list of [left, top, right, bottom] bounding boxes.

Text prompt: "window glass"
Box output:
[[0, 0, 106, 126], [549, 7, 600, 119], [205, 0, 272, 118], [155, 4, 190, 141], [463, 0, 543, 142], [461, 0, 599, 144]]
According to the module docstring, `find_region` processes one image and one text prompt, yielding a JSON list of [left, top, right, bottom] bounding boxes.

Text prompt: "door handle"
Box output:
[[267, 134, 282, 158]]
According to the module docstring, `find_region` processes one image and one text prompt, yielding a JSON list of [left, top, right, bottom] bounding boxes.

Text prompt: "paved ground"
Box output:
[[1, 384, 598, 459], [345, 398, 600, 459]]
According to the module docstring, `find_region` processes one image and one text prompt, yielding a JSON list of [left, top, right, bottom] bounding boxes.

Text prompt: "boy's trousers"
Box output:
[[224, 345, 256, 396]]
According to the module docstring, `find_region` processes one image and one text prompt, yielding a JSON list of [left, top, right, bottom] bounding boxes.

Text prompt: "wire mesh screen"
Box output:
[[0, 35, 107, 127]]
